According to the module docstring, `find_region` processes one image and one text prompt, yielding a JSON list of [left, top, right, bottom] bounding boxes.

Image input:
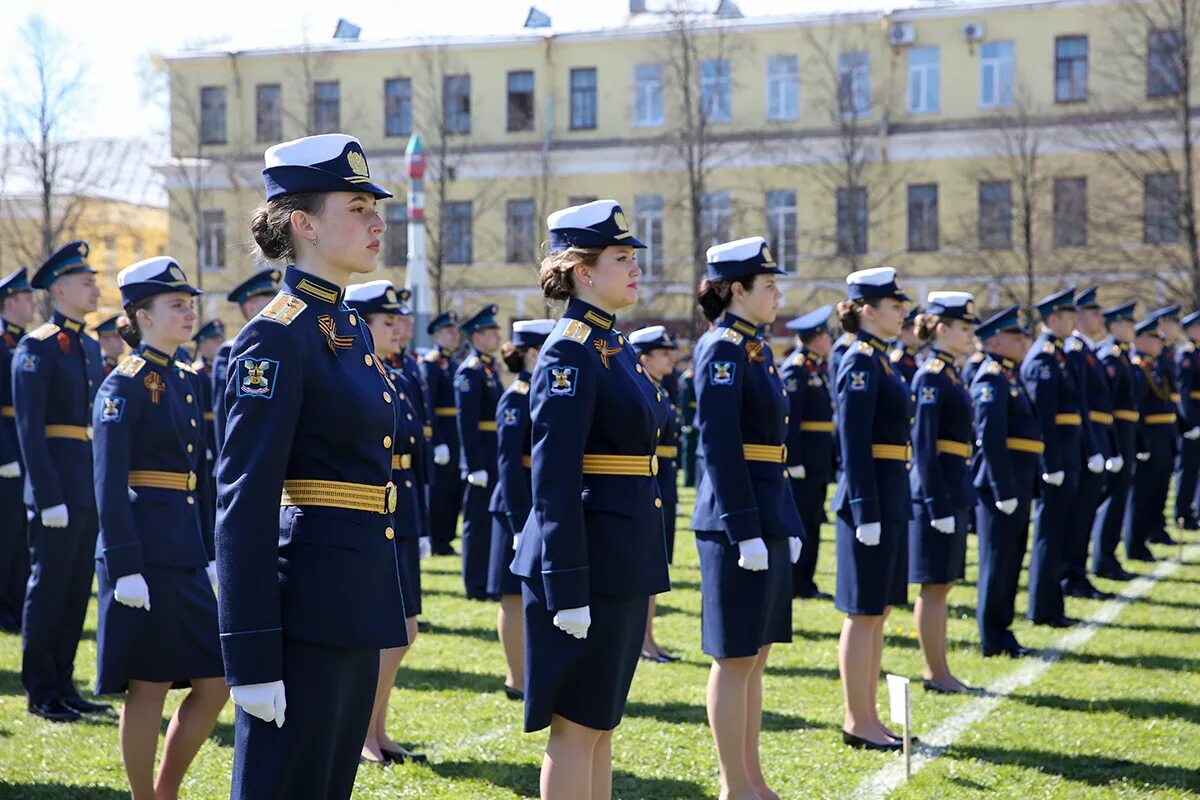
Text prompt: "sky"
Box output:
[[0, 0, 941, 140]]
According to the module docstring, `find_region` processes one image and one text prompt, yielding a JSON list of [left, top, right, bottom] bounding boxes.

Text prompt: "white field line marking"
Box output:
[[852, 544, 1199, 800]]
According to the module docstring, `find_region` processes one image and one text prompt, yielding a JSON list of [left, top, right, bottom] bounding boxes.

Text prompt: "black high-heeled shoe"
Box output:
[[381, 745, 428, 765], [503, 685, 524, 701], [842, 730, 902, 751]]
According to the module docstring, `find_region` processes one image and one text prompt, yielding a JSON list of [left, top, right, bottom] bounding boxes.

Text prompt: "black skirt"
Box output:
[[396, 535, 422, 618], [488, 513, 522, 597], [907, 503, 969, 585], [834, 511, 909, 615], [695, 532, 792, 659]]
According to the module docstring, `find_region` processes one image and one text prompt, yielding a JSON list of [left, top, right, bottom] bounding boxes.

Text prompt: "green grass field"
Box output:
[[1, 486, 1198, 799]]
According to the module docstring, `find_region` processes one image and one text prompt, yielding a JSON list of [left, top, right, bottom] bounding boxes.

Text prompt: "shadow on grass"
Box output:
[[1011, 693, 1200, 723], [425, 623, 498, 643], [764, 663, 840, 680], [650, 602, 697, 619], [400, 666, 506, 694], [1102, 620, 1200, 635], [624, 699, 831, 732], [0, 668, 22, 696], [427, 758, 710, 799], [945, 743, 1199, 791], [0, 784, 128, 799], [1055, 650, 1200, 673]]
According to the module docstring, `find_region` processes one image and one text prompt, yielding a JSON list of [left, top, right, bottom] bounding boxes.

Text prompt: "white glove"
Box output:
[[931, 516, 956, 534], [0, 461, 20, 478], [206, 561, 218, 591], [1042, 471, 1065, 486], [114, 573, 151, 611], [855, 522, 882, 547], [40, 504, 69, 528], [466, 469, 488, 488], [996, 498, 1018, 515], [786, 464, 806, 480], [1186, 427, 1200, 441], [231, 680, 287, 728], [552, 606, 591, 639], [419, 536, 431, 560], [681, 425, 694, 434], [1086, 454, 1105, 474], [1106, 455, 1124, 473], [1136, 452, 1151, 462], [433, 444, 451, 466], [512, 533, 521, 551], [788, 537, 802, 564], [206, 448, 214, 461], [737, 537, 769, 571]]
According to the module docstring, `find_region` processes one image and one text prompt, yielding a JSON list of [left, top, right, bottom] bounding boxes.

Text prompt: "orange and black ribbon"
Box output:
[[593, 338, 621, 370], [143, 372, 165, 403], [317, 315, 355, 353], [745, 340, 767, 364]]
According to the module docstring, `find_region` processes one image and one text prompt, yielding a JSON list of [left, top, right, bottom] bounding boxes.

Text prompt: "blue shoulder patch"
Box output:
[[455, 374, 471, 393], [18, 352, 39, 372], [235, 356, 279, 399], [918, 385, 938, 405], [1037, 364, 1052, 381], [502, 407, 521, 426], [99, 395, 125, 423], [547, 366, 578, 397], [976, 383, 995, 404], [710, 361, 736, 385]]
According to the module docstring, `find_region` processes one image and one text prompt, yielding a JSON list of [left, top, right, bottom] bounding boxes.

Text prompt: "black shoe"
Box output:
[[1032, 616, 1077, 629], [1094, 566, 1135, 581], [61, 696, 112, 715], [0, 620, 19, 635], [1126, 549, 1157, 563], [431, 545, 458, 556], [465, 590, 491, 602], [503, 684, 524, 701], [381, 746, 428, 765], [922, 679, 962, 695], [28, 699, 80, 723], [1149, 533, 1178, 546], [842, 730, 902, 751], [1087, 585, 1114, 600], [1062, 581, 1094, 599], [1006, 644, 1033, 657], [416, 618, 432, 633], [797, 588, 833, 601], [359, 754, 389, 767]]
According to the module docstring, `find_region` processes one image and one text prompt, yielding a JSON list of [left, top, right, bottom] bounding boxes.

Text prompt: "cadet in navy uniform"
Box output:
[[829, 330, 855, 383], [678, 362, 698, 487], [971, 307, 1039, 657], [1092, 303, 1140, 581], [95, 313, 125, 374], [345, 280, 431, 766], [385, 288, 432, 459], [962, 344, 987, 387], [831, 266, 912, 750], [1062, 288, 1119, 600], [210, 266, 282, 445], [456, 305, 504, 600], [92, 258, 227, 800], [422, 310, 463, 555], [889, 306, 922, 385], [907, 293, 978, 694], [190, 319, 224, 515], [14, 241, 109, 722], [1125, 316, 1178, 563], [510, 200, 669, 798], [1146, 306, 1183, 546], [1173, 310, 1200, 530], [1020, 288, 1082, 628], [629, 325, 681, 664], [490, 319, 553, 701], [215, 134, 408, 800], [0, 267, 35, 634], [690, 238, 801, 797], [782, 305, 836, 601]]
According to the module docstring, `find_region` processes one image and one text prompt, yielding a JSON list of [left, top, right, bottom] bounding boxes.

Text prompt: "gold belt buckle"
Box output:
[[385, 482, 397, 514], [187, 471, 197, 491], [85, 425, 94, 441], [650, 454, 659, 476]]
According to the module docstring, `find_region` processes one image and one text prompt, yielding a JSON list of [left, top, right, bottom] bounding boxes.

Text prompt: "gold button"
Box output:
[[178, 370, 185, 378], [88, 380, 94, 387], [398, 393, 405, 401], [407, 413, 413, 421], [769, 366, 775, 374], [349, 315, 358, 326], [187, 496, 195, 505], [784, 416, 789, 424], [186, 394, 194, 403], [383, 435, 393, 448], [618, 336, 624, 345], [364, 354, 373, 367], [187, 444, 194, 453], [385, 527, 395, 539], [783, 469, 789, 477], [781, 390, 786, 397], [190, 419, 197, 428], [654, 498, 663, 509], [636, 364, 643, 373], [656, 429, 661, 437], [409, 436, 416, 444], [656, 392, 662, 401], [383, 392, 392, 403], [405, 480, 413, 488]]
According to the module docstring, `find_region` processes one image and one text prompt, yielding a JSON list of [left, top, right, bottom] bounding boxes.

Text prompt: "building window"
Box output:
[[634, 63, 664, 127], [444, 201, 473, 264], [837, 52, 870, 116], [103, 236, 117, 271], [507, 71, 535, 132], [633, 194, 664, 276], [505, 198, 536, 264], [199, 86, 226, 145], [567, 195, 598, 207], [907, 184, 939, 252], [1053, 177, 1087, 247], [701, 192, 732, 249], [978, 180, 1013, 249], [836, 186, 868, 255], [766, 56, 799, 121], [980, 41, 1014, 109], [444, 75, 471, 134], [200, 209, 226, 270], [1144, 172, 1181, 244], [313, 81, 340, 134], [700, 59, 732, 123], [1055, 36, 1088, 103], [1147, 29, 1182, 98], [385, 203, 408, 266], [907, 47, 940, 114], [384, 78, 412, 138], [255, 84, 282, 143], [570, 68, 597, 130], [765, 190, 797, 271]]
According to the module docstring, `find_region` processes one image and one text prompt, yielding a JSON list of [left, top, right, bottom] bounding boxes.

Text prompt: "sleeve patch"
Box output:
[[918, 385, 938, 405], [17, 353, 40, 372], [455, 374, 471, 392], [976, 383, 995, 404], [547, 366, 578, 397], [99, 396, 126, 423], [785, 378, 799, 392], [1038, 364, 1053, 381], [848, 370, 869, 391], [235, 357, 279, 399], [502, 407, 521, 426], [710, 361, 736, 385]]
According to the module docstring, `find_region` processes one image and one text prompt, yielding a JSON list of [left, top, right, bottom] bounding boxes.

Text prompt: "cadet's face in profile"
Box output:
[[1078, 307, 1103, 335], [581, 246, 640, 310], [98, 332, 125, 358], [305, 192, 386, 277], [807, 330, 833, 356], [640, 348, 673, 380], [366, 312, 403, 356], [434, 326, 461, 350], [1136, 334, 1164, 356], [140, 291, 196, 348], [53, 272, 100, 315], [736, 274, 781, 325], [938, 318, 975, 357], [473, 327, 501, 354], [396, 314, 414, 347], [865, 298, 906, 339], [1110, 319, 1135, 343], [241, 294, 273, 320], [2, 292, 35, 327]]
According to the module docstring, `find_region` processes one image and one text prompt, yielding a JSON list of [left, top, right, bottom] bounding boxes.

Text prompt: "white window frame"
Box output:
[[766, 55, 799, 121], [765, 190, 797, 271], [700, 59, 732, 124], [633, 63, 664, 127], [199, 209, 226, 271], [980, 41, 1014, 109], [837, 52, 871, 117], [633, 194, 664, 276], [907, 47, 940, 114]]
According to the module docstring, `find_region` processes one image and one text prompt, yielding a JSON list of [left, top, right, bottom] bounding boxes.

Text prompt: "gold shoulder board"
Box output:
[[1110, 344, 1121, 357], [925, 358, 945, 374], [175, 360, 196, 374], [1066, 338, 1082, 352], [889, 349, 904, 363], [720, 328, 744, 345], [27, 323, 60, 341], [1132, 355, 1143, 366], [986, 360, 1002, 374], [561, 320, 591, 343], [260, 294, 307, 326], [464, 356, 480, 368], [513, 379, 530, 395], [1043, 341, 1056, 354], [423, 349, 441, 362], [855, 340, 873, 355], [115, 354, 146, 377]]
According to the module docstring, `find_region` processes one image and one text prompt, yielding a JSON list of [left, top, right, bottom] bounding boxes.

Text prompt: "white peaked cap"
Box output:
[[513, 319, 555, 335], [926, 291, 975, 306], [706, 236, 767, 263], [264, 133, 360, 167], [344, 279, 395, 302], [629, 325, 668, 343], [846, 266, 897, 286], [546, 199, 620, 229], [118, 256, 181, 287]]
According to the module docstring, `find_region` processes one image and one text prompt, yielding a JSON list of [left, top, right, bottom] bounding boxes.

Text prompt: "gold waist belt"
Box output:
[[743, 443, 786, 463], [935, 439, 971, 458], [46, 424, 92, 441], [1088, 411, 1113, 425], [1055, 413, 1082, 426], [434, 407, 457, 417], [1145, 413, 1177, 425], [871, 443, 911, 461], [1007, 437, 1045, 454], [478, 421, 497, 432], [129, 470, 198, 491], [655, 445, 679, 458], [800, 420, 834, 432], [581, 454, 658, 477], [281, 479, 397, 514], [1114, 410, 1140, 423]]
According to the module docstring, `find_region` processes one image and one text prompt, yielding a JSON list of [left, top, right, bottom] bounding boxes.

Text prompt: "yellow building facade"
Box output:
[[163, 0, 1197, 341]]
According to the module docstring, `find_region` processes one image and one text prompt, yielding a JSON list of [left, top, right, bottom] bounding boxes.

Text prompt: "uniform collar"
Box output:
[[856, 329, 888, 353], [719, 312, 760, 340], [2, 318, 23, 336], [439, 346, 454, 359], [1073, 330, 1097, 349], [51, 309, 84, 333], [283, 265, 343, 307], [903, 344, 917, 358], [564, 297, 615, 331], [930, 348, 955, 367], [987, 351, 1016, 371], [1043, 331, 1064, 349], [518, 369, 531, 382], [474, 348, 494, 365], [803, 350, 825, 365], [138, 343, 173, 367]]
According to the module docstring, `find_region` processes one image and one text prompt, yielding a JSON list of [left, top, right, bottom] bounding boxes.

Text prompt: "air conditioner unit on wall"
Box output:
[[962, 22, 985, 42], [889, 22, 916, 46]]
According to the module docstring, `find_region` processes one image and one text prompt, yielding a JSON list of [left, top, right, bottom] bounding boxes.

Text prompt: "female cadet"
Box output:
[[907, 293, 978, 694], [510, 199, 670, 800], [629, 325, 681, 663], [346, 279, 430, 766], [490, 319, 554, 700], [93, 257, 227, 800], [832, 266, 912, 750], [215, 134, 409, 800], [690, 237, 803, 800]]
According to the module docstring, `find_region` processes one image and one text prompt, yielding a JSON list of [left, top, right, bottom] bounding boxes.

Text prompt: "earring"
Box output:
[[311, 236, 319, 246]]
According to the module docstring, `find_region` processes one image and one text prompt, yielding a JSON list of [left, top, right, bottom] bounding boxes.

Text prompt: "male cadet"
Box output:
[[192, 318, 225, 512], [1126, 315, 1179, 562], [0, 268, 35, 634], [94, 313, 125, 374], [14, 241, 109, 721], [1061, 286, 1118, 600], [889, 305, 923, 385], [962, 340, 987, 386], [211, 267, 282, 443], [1020, 287, 1082, 628], [387, 289, 431, 467], [971, 306, 1039, 657], [455, 305, 504, 600], [678, 357, 699, 487], [422, 309, 463, 555], [781, 305, 836, 600], [1141, 305, 1182, 546], [1092, 303, 1140, 581], [1173, 310, 1200, 531]]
